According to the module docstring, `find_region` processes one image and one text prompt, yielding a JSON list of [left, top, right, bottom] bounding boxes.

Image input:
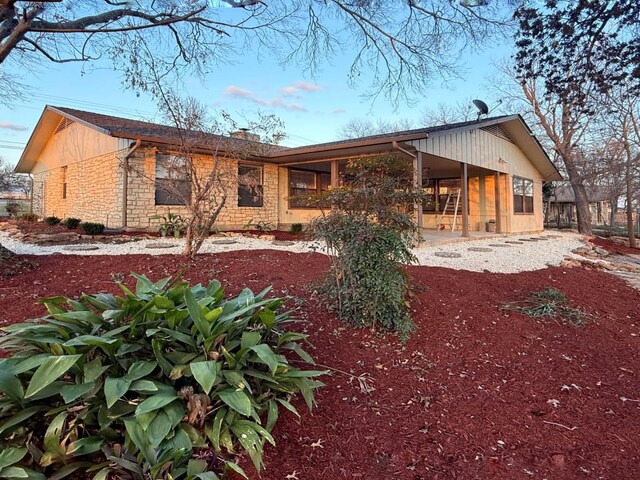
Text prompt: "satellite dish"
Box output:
[[472, 99, 489, 118]]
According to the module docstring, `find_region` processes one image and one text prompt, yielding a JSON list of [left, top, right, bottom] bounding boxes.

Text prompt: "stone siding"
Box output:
[[32, 151, 123, 227], [125, 149, 279, 231]]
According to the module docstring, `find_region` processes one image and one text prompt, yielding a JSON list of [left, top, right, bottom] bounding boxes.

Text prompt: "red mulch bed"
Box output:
[[1, 252, 640, 479], [591, 236, 640, 256]]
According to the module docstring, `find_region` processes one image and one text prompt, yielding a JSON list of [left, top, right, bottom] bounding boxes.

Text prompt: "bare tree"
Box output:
[[1, 1, 519, 105], [0, 156, 29, 197], [337, 117, 415, 139], [125, 92, 284, 258], [420, 98, 478, 126]]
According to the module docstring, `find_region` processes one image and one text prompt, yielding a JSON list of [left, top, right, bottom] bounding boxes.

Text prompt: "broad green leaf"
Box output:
[[204, 307, 223, 322], [284, 342, 316, 365], [136, 410, 159, 431], [240, 331, 261, 350], [0, 448, 27, 470], [187, 459, 207, 477], [62, 336, 117, 348], [53, 311, 102, 325], [190, 361, 217, 394], [66, 437, 104, 457], [224, 461, 247, 479], [135, 394, 178, 415], [125, 361, 157, 382], [180, 423, 207, 448], [60, 383, 95, 403], [0, 407, 45, 436], [229, 422, 264, 472], [222, 371, 245, 389], [218, 389, 252, 417], [0, 466, 29, 479], [104, 377, 131, 408], [205, 408, 226, 452], [91, 468, 109, 480], [258, 309, 276, 327], [250, 344, 280, 374], [0, 371, 24, 402], [25, 355, 81, 398], [49, 462, 92, 480], [123, 419, 156, 466], [129, 379, 158, 393], [146, 410, 172, 447], [44, 413, 67, 453], [266, 399, 278, 432], [276, 399, 300, 417], [83, 358, 109, 383], [8, 354, 50, 375], [185, 288, 211, 338]]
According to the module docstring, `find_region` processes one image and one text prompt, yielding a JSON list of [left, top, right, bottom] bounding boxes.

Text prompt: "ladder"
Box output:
[[437, 188, 461, 231]]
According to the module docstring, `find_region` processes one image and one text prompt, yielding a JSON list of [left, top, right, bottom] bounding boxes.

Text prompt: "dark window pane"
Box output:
[[238, 165, 263, 207], [524, 195, 534, 213], [514, 194, 524, 213], [155, 179, 190, 205]]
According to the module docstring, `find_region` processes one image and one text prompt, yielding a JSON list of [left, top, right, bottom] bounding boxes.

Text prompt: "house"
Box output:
[[546, 184, 612, 226], [15, 106, 561, 235]]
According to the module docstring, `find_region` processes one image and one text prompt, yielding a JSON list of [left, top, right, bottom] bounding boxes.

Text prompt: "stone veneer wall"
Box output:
[[125, 149, 279, 231], [31, 151, 124, 227]]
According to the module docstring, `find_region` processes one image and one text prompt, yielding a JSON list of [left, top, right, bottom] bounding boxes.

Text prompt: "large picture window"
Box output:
[[155, 155, 190, 206], [237, 164, 264, 207], [513, 177, 534, 214], [288, 169, 331, 208]]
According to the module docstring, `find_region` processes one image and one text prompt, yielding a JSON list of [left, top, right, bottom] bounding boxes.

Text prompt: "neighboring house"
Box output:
[[15, 106, 561, 235], [546, 185, 612, 226]]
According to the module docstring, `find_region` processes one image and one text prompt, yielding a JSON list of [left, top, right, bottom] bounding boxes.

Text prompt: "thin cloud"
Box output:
[[333, 109, 346, 115], [280, 81, 322, 97], [224, 85, 307, 112], [0, 122, 28, 131]]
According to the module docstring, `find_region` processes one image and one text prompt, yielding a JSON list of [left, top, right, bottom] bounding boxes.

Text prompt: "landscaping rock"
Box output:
[[272, 240, 295, 246], [211, 239, 238, 245], [145, 243, 179, 249], [63, 245, 100, 251], [434, 251, 462, 258], [468, 247, 493, 252], [505, 241, 524, 245], [489, 243, 511, 247]]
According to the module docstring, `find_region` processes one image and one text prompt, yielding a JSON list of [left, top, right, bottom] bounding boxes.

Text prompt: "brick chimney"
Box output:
[[230, 128, 260, 142]]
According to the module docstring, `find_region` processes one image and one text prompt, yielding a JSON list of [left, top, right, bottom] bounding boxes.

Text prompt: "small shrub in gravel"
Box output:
[[4, 202, 21, 217], [43, 215, 61, 226], [0, 273, 325, 479], [20, 213, 38, 222], [62, 217, 81, 229], [289, 223, 304, 234], [80, 221, 105, 235]]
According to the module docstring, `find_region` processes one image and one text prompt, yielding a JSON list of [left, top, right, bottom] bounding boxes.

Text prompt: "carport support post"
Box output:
[[330, 160, 339, 187], [494, 172, 502, 234], [414, 152, 424, 229], [460, 163, 469, 237]]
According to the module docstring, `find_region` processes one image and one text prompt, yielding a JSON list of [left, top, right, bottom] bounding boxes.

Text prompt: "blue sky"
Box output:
[[0, 34, 511, 167]]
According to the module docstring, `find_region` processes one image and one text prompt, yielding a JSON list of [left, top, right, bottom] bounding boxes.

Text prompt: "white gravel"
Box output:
[[0, 230, 584, 274]]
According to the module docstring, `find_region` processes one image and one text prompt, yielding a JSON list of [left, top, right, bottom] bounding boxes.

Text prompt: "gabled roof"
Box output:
[[15, 106, 561, 182], [15, 105, 285, 173]]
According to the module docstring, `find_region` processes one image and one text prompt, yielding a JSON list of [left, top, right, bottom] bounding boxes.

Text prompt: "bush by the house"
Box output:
[[4, 202, 21, 217], [20, 212, 39, 222], [43, 215, 61, 226], [80, 221, 105, 235], [0, 274, 325, 479], [289, 223, 304, 234], [150, 211, 187, 238], [62, 217, 81, 229], [309, 154, 424, 340]]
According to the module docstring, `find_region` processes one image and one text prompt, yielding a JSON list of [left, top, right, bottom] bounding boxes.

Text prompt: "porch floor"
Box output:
[[418, 228, 502, 246]]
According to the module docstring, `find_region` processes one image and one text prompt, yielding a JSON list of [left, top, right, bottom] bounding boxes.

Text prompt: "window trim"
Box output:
[[287, 167, 331, 210], [513, 176, 534, 215], [237, 164, 264, 208]]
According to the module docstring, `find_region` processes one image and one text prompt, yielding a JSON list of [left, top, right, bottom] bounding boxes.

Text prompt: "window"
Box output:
[[421, 178, 461, 212], [155, 155, 190, 206], [288, 169, 331, 208], [513, 177, 534, 214], [238, 164, 264, 207]]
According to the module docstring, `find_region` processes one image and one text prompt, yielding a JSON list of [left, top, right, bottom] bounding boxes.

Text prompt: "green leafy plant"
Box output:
[[0, 274, 324, 479], [80, 222, 105, 235], [243, 219, 274, 233], [150, 211, 187, 239], [501, 288, 587, 325], [309, 154, 425, 340], [289, 223, 304, 235], [20, 213, 39, 222], [62, 217, 81, 230], [43, 216, 61, 226]]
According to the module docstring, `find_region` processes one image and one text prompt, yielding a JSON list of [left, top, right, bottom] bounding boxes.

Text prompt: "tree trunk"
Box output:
[[563, 158, 592, 234], [626, 163, 637, 248]]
